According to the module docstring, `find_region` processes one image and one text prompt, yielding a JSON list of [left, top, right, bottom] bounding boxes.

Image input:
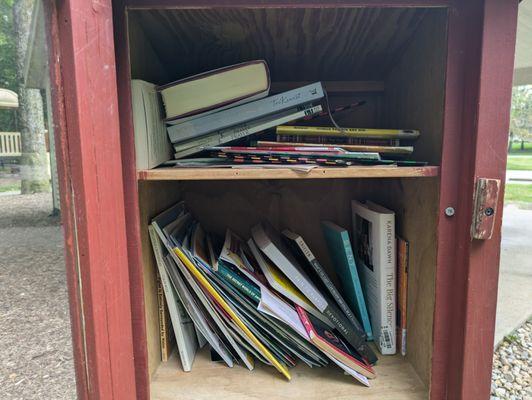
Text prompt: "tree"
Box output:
[[0, 0, 17, 131], [509, 85, 532, 151], [13, 0, 50, 193]]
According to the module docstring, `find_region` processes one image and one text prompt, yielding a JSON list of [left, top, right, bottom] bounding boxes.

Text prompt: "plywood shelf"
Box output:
[[138, 166, 439, 181], [151, 347, 427, 400]]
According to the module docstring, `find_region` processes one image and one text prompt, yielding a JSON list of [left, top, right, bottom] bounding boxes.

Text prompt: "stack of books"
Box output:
[[131, 60, 424, 168], [149, 199, 411, 386]]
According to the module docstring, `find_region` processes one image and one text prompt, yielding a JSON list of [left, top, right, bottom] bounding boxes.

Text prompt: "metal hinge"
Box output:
[[471, 178, 501, 240]]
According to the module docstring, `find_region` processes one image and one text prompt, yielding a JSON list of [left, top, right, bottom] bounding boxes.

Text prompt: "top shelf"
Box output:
[[137, 165, 439, 181]]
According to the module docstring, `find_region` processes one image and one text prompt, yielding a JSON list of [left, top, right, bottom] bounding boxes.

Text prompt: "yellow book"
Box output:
[[173, 247, 292, 381], [276, 125, 420, 139]]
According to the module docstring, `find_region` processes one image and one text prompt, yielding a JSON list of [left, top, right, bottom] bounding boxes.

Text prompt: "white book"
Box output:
[[173, 104, 323, 159], [131, 80, 172, 169], [148, 225, 198, 371], [251, 223, 328, 312], [351, 200, 396, 355]]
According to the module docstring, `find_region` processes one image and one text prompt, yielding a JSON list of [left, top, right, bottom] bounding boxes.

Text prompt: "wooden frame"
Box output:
[[43, 0, 518, 399]]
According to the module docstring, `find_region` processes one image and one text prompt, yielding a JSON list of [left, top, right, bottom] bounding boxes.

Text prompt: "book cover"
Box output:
[[276, 125, 420, 140], [252, 223, 377, 365], [295, 305, 376, 380], [148, 225, 198, 371], [283, 229, 372, 344], [159, 60, 270, 122], [167, 82, 324, 143], [276, 134, 401, 147], [173, 104, 323, 159], [256, 140, 414, 155], [352, 200, 397, 355], [131, 80, 172, 169], [320, 222, 373, 341], [396, 237, 409, 356]]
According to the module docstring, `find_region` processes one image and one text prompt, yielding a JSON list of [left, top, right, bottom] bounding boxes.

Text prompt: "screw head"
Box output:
[[484, 207, 494, 216], [445, 207, 455, 217]]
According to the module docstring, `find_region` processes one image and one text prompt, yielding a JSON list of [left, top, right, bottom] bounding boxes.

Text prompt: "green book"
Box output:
[[322, 221, 373, 340], [216, 261, 261, 302]]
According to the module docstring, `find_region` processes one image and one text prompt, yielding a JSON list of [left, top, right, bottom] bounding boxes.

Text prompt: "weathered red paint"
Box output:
[[46, 0, 519, 399], [46, 0, 138, 398]]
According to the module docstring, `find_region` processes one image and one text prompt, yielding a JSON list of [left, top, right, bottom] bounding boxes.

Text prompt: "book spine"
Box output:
[[397, 238, 409, 356], [277, 134, 401, 147], [341, 233, 374, 341], [276, 125, 419, 139], [168, 82, 324, 143], [294, 236, 365, 334], [156, 271, 169, 362], [174, 104, 322, 159], [377, 214, 396, 355], [216, 262, 261, 302]]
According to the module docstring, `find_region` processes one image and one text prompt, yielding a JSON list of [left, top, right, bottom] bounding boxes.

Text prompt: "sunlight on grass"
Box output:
[[507, 155, 532, 171], [505, 184, 532, 204]]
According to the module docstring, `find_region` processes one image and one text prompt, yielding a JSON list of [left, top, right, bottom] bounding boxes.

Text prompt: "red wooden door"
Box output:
[[42, 0, 518, 399]]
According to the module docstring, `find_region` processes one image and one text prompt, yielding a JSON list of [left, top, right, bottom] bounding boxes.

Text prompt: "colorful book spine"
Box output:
[[276, 125, 420, 139], [277, 134, 401, 147], [167, 82, 324, 143], [216, 262, 261, 302]]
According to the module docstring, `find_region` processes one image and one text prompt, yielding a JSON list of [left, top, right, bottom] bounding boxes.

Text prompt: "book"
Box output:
[[167, 82, 324, 143], [173, 104, 323, 159], [296, 305, 376, 380], [320, 222, 373, 341], [396, 237, 409, 356], [148, 225, 199, 371], [276, 125, 420, 140], [282, 229, 371, 343], [155, 271, 175, 362], [256, 140, 414, 155], [158, 60, 270, 122], [277, 134, 401, 147], [252, 223, 377, 364], [131, 80, 172, 169], [352, 200, 396, 355]]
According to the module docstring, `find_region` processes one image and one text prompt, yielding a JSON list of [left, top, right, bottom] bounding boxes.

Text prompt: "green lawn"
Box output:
[[505, 184, 532, 204], [506, 155, 532, 171], [508, 142, 532, 154]]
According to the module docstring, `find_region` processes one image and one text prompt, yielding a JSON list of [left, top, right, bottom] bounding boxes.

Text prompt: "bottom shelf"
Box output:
[[150, 347, 427, 400]]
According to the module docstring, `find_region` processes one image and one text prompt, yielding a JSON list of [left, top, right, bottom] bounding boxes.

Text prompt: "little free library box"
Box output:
[[43, 0, 518, 399]]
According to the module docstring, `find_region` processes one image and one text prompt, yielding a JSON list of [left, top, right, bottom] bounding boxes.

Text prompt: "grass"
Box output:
[[504, 184, 532, 204], [507, 155, 532, 171], [0, 183, 20, 193], [508, 141, 532, 154]]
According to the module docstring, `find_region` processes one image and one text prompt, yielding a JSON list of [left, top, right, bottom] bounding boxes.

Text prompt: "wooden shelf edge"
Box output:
[[137, 166, 440, 181]]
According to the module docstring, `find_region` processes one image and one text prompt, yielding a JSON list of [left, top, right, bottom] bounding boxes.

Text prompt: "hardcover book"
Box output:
[[320, 221, 373, 340], [159, 60, 270, 122], [167, 82, 324, 143], [352, 200, 397, 355]]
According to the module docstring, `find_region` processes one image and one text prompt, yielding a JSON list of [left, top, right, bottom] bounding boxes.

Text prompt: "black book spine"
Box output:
[[284, 234, 378, 364]]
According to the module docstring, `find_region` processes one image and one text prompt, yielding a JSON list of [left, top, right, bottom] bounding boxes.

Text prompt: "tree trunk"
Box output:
[[13, 0, 50, 194], [521, 140, 525, 151]]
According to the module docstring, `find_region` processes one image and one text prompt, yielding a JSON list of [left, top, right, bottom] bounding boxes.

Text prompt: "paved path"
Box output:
[[506, 170, 532, 184], [494, 203, 532, 345]]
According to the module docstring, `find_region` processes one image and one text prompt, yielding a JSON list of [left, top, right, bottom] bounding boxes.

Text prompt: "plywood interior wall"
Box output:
[[382, 9, 448, 385]]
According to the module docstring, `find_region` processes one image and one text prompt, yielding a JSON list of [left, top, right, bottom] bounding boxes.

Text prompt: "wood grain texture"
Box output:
[[51, 0, 137, 398], [151, 347, 427, 400], [383, 10, 447, 385], [138, 166, 439, 180], [131, 8, 427, 82], [470, 178, 500, 240], [42, 2, 89, 399]]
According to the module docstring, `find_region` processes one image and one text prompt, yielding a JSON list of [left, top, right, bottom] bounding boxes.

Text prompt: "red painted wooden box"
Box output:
[[43, 0, 518, 399]]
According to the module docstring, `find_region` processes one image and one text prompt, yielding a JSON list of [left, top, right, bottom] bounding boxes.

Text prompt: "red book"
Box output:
[[296, 305, 376, 379]]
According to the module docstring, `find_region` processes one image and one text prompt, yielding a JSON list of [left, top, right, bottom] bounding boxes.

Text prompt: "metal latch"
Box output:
[[471, 178, 501, 240]]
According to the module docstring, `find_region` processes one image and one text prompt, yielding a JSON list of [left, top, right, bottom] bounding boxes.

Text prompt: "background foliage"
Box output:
[[0, 0, 17, 131]]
